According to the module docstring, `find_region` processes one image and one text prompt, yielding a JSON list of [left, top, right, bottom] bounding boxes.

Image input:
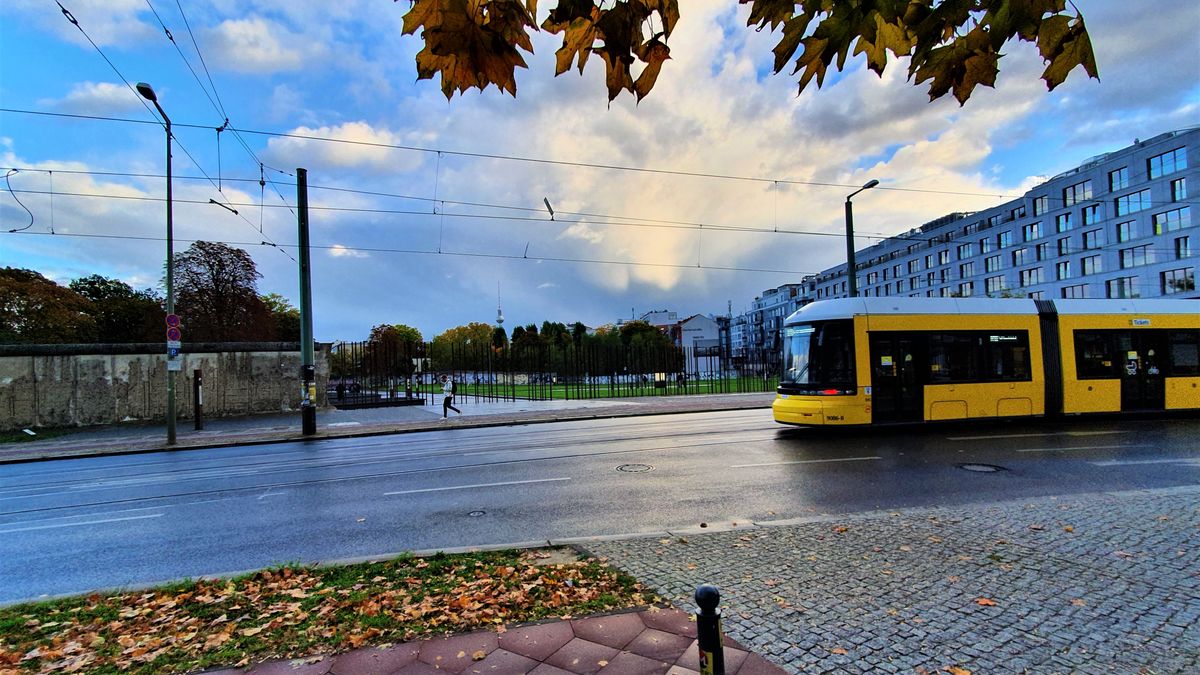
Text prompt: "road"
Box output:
[[2, 410, 1198, 604]]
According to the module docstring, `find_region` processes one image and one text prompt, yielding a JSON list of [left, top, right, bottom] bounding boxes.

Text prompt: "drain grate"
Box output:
[[467, 510, 486, 517], [959, 463, 1006, 473], [616, 463, 654, 473]]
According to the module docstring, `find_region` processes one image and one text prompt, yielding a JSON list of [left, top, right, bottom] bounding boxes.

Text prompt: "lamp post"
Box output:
[[137, 82, 176, 445], [844, 179, 879, 298]]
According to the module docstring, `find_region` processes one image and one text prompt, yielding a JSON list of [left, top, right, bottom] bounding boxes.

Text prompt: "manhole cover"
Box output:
[[467, 510, 486, 517], [616, 463, 654, 473], [959, 463, 1006, 473]]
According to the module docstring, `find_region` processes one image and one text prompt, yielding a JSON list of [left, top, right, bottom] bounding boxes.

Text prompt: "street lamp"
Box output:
[[844, 179, 879, 298], [137, 82, 176, 445]]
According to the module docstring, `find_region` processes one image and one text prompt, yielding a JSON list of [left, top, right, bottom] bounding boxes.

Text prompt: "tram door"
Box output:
[[869, 334, 923, 423], [1118, 331, 1166, 411]]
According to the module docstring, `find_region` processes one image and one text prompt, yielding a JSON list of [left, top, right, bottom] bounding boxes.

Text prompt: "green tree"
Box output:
[[261, 293, 301, 341], [0, 268, 96, 343], [492, 325, 509, 349], [70, 275, 163, 343], [365, 323, 425, 381], [400, 0, 1097, 104], [173, 242, 273, 342], [431, 322, 495, 369]]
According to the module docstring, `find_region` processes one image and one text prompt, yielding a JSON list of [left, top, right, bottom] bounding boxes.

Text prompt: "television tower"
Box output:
[[496, 282, 504, 326]]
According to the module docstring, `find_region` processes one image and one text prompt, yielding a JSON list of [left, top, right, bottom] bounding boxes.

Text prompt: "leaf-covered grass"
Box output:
[[0, 548, 656, 674]]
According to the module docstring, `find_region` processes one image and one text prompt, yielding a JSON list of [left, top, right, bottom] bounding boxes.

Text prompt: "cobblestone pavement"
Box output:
[[584, 486, 1200, 674]]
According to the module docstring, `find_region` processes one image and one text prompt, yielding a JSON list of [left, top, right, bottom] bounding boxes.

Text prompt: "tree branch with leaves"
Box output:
[[398, 0, 1097, 105]]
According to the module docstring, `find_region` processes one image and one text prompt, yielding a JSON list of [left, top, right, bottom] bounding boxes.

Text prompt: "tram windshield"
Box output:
[[780, 320, 856, 391]]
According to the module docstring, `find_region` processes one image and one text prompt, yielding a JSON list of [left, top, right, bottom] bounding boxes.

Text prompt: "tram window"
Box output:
[[1075, 331, 1116, 379], [928, 334, 978, 383], [927, 332, 1030, 383], [1169, 331, 1200, 375]]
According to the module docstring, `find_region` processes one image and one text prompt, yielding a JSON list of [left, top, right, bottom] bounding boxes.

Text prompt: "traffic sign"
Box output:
[[166, 314, 181, 328], [166, 327, 182, 341], [167, 347, 179, 358], [167, 339, 181, 349]]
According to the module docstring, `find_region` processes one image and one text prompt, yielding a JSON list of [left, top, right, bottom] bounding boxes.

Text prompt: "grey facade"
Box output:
[[817, 127, 1198, 303], [733, 127, 1198, 355]]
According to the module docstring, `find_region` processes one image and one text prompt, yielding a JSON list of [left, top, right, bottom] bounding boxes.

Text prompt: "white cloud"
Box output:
[[204, 17, 312, 73], [40, 82, 143, 115], [264, 122, 425, 173], [558, 222, 605, 245], [537, 282, 556, 289], [328, 244, 368, 258]]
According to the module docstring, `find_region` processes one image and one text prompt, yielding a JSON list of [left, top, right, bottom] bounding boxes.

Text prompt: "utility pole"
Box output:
[[297, 168, 316, 435]]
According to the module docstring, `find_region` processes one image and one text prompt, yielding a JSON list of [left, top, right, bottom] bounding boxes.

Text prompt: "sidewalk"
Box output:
[[0, 393, 776, 464]]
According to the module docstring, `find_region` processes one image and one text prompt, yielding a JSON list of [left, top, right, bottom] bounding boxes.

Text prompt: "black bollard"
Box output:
[[695, 584, 725, 675], [193, 369, 204, 430]]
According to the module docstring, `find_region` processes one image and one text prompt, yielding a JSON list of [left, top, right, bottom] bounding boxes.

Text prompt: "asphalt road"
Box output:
[[2, 411, 1198, 604]]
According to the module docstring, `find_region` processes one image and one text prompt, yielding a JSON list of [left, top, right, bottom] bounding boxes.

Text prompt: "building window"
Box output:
[[1036, 243, 1050, 261], [1033, 195, 1049, 216], [894, 280, 902, 293], [908, 260, 920, 273], [1116, 189, 1152, 216], [980, 237, 995, 253], [1161, 268, 1195, 295], [1106, 276, 1139, 299], [1061, 284, 1087, 299], [985, 276, 1006, 294], [1109, 167, 1129, 192], [1120, 244, 1153, 269], [957, 243, 973, 260], [1056, 261, 1072, 280], [926, 271, 936, 286], [998, 231, 1013, 249], [1057, 237, 1071, 256], [1178, 236, 1192, 260], [1056, 213, 1073, 233], [939, 287, 950, 297], [1148, 147, 1187, 179], [1019, 267, 1043, 287], [1153, 207, 1191, 234], [1011, 206, 1026, 219], [1011, 248, 1029, 266], [1023, 222, 1042, 241], [960, 262, 975, 278], [892, 265, 901, 279], [938, 250, 950, 265], [909, 277, 919, 291], [1028, 291, 1045, 300], [1081, 255, 1103, 276], [1083, 204, 1100, 226], [939, 268, 950, 283], [1082, 229, 1103, 250], [925, 254, 935, 269], [1171, 178, 1188, 202], [958, 282, 974, 297], [1116, 220, 1137, 243], [867, 271, 878, 284], [985, 255, 1002, 273], [1063, 179, 1093, 207]]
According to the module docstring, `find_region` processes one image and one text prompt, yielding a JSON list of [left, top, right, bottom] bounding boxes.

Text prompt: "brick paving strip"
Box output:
[[201, 608, 785, 675], [584, 487, 1200, 674]]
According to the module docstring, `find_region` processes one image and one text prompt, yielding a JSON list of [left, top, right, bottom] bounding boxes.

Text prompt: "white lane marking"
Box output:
[[383, 477, 571, 496], [0, 513, 164, 534], [1015, 444, 1149, 453], [326, 422, 362, 427], [730, 456, 881, 468], [1090, 458, 1200, 467], [947, 431, 1131, 441]]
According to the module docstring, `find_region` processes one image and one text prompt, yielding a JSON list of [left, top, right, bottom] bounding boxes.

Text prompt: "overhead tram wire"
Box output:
[[49, 2, 295, 261], [143, 0, 295, 217], [7, 174, 1196, 254], [0, 107, 1019, 201], [3, 230, 815, 276]]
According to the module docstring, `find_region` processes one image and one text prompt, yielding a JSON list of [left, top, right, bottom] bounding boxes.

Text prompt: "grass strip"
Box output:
[[0, 548, 656, 674]]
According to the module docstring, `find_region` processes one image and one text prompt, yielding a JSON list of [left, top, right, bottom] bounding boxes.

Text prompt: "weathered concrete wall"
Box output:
[[0, 344, 328, 430]]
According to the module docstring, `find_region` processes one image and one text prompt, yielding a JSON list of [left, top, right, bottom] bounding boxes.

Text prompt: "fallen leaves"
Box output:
[[975, 598, 997, 607], [0, 549, 653, 675]]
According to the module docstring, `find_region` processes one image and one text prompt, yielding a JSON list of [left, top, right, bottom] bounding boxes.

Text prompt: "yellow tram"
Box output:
[[772, 298, 1200, 426]]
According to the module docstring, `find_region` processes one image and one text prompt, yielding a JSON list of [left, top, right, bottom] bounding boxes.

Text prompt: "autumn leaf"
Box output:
[[944, 667, 972, 675], [975, 598, 997, 607], [831, 647, 848, 655]]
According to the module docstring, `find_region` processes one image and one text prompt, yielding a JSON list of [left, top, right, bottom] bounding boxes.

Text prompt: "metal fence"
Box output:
[[326, 340, 780, 407]]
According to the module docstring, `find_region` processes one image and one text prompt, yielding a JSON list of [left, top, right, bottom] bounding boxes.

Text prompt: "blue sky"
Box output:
[[2, 1, 1198, 341]]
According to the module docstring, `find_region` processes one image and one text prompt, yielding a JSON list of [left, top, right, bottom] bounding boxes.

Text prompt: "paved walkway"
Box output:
[[0, 392, 776, 463], [585, 486, 1200, 674], [204, 608, 785, 675]]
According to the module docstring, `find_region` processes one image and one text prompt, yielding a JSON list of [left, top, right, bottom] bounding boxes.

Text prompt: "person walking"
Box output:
[[441, 374, 461, 418]]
